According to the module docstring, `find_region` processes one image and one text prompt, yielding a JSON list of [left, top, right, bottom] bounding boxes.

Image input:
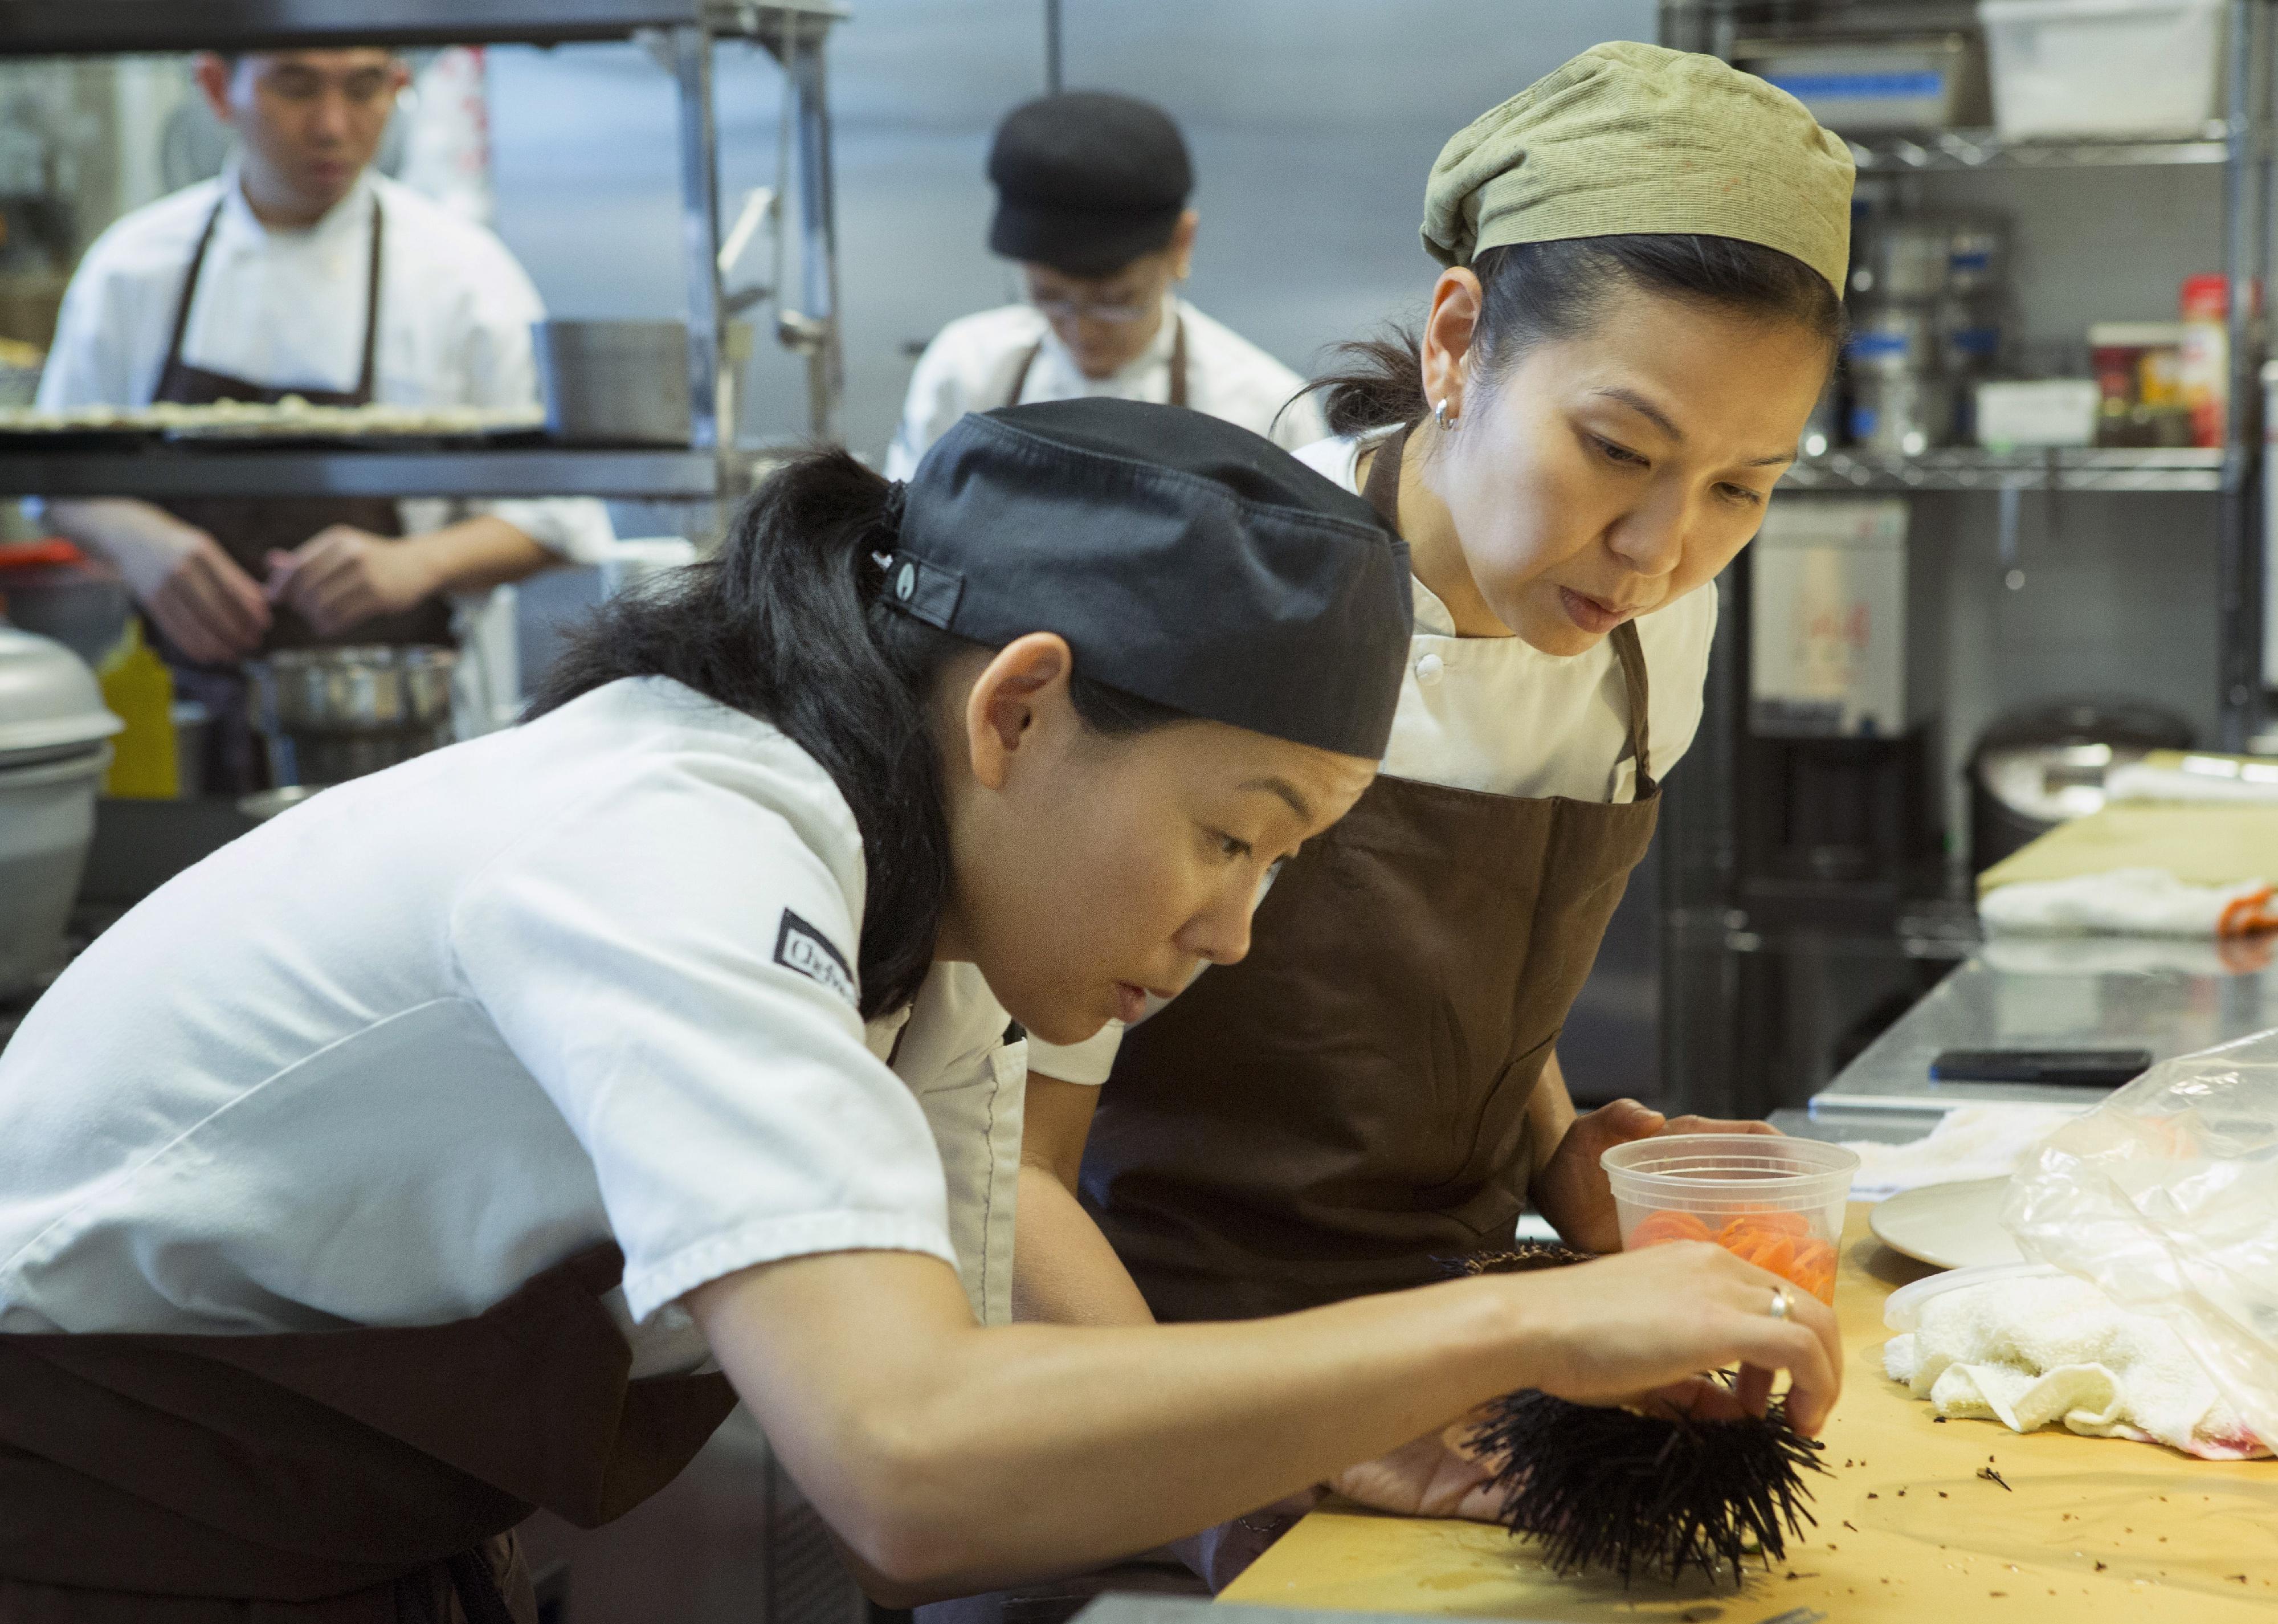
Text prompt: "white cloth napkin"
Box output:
[[1883, 1272, 2271, 1460], [1980, 867, 2275, 938], [1839, 1104, 2085, 1201], [2105, 759, 2278, 804]]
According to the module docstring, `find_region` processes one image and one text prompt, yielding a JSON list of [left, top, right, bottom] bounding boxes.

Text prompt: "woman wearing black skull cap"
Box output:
[[0, 399, 1836, 1619]]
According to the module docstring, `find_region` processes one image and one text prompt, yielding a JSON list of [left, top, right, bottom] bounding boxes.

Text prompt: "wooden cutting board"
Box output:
[[1219, 1205, 2278, 1621], [1977, 803, 2278, 897]]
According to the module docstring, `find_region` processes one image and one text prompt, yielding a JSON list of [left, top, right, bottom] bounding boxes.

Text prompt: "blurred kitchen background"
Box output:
[[1, 0, 2272, 1162]]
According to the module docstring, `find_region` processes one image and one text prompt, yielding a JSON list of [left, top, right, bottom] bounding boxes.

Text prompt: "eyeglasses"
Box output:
[[262, 66, 401, 107], [1027, 293, 1156, 325]]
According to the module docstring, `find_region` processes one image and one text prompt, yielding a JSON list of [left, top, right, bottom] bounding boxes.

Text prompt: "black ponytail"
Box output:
[[1307, 235, 1845, 436], [525, 447, 1182, 1021]]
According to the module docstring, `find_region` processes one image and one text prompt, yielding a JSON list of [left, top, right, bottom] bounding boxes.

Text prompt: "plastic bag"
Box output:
[[2003, 1027, 2278, 1455]]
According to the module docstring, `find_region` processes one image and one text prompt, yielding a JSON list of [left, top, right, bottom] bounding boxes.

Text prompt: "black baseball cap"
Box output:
[[885, 399, 1411, 761], [987, 92, 1193, 278]]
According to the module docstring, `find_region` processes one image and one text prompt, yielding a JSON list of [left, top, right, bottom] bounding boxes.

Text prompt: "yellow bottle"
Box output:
[[97, 621, 179, 799]]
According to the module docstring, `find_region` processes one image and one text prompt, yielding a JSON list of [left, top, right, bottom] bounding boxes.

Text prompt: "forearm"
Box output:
[[695, 1254, 1541, 1600], [46, 497, 203, 566], [1010, 1162, 1155, 1326], [399, 514, 557, 595]]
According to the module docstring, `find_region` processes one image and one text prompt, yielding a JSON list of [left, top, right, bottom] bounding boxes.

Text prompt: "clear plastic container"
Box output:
[[1979, 0, 2223, 139], [1602, 1135, 1861, 1304]]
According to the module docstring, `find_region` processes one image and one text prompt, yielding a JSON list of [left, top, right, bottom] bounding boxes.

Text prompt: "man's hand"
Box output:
[[1530, 1099, 1780, 1254], [109, 522, 271, 666], [266, 526, 442, 636]]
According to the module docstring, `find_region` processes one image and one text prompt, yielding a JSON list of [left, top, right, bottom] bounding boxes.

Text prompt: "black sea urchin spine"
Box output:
[[1464, 1388, 1828, 1586]]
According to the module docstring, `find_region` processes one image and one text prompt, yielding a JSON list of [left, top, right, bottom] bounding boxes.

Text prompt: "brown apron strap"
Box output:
[[1609, 619, 1654, 799], [355, 195, 383, 402], [159, 191, 385, 406], [1007, 311, 1184, 411], [159, 197, 228, 381], [1003, 340, 1043, 409]]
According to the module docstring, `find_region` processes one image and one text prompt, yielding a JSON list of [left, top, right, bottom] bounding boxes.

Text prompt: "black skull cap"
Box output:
[[987, 91, 1193, 277], [888, 397, 1412, 760]]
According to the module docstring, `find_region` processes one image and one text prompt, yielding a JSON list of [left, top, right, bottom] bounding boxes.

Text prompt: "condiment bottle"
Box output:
[[97, 619, 179, 799]]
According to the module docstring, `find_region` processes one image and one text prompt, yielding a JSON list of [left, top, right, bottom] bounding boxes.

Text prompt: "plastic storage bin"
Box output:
[[1735, 35, 1989, 133], [1980, 0, 2224, 138], [1602, 1135, 1860, 1304]]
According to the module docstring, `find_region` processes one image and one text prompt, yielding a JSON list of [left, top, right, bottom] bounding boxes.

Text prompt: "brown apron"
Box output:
[[1080, 425, 1663, 1322], [1004, 315, 1189, 409], [153, 194, 456, 792], [0, 1243, 736, 1622]]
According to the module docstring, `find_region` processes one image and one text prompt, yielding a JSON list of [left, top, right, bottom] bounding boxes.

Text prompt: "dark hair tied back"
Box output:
[[1307, 234, 1844, 436], [526, 448, 1183, 1021]]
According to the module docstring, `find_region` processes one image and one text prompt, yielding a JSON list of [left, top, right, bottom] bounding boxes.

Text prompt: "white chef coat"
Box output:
[[882, 296, 1326, 479], [35, 166, 617, 735], [0, 676, 1028, 1376], [1031, 427, 1720, 1085]]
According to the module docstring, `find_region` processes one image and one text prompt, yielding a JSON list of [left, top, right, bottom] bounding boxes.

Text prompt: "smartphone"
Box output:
[[1929, 1048, 2153, 1087]]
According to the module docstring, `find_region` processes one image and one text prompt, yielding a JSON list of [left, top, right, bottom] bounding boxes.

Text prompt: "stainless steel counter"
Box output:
[[1803, 935, 2278, 1132], [0, 448, 732, 501]]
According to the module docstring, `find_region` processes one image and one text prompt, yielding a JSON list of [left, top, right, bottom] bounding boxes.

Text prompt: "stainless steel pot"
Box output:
[[246, 646, 457, 788], [250, 646, 456, 734], [532, 319, 756, 445]]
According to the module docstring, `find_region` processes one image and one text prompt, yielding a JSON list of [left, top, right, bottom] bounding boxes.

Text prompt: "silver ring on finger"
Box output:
[[1767, 1286, 1792, 1321]]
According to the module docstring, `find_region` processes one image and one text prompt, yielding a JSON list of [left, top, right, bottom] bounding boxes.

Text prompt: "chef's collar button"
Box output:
[[896, 562, 916, 600], [1414, 651, 1445, 686]]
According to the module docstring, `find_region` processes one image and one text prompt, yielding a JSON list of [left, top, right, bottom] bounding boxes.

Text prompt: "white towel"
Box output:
[[1979, 867, 2276, 938], [1839, 1104, 2085, 1201], [2105, 758, 2278, 805], [1882, 1273, 2271, 1460]]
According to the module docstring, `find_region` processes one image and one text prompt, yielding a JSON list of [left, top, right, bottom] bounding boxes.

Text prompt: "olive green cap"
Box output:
[[1421, 42, 1855, 293]]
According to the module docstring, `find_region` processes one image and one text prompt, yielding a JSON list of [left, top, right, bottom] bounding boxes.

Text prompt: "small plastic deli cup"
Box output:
[[1601, 1134, 1861, 1304]]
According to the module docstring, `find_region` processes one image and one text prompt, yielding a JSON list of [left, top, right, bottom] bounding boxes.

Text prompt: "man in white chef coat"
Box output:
[[35, 46, 611, 785], [883, 91, 1324, 478]]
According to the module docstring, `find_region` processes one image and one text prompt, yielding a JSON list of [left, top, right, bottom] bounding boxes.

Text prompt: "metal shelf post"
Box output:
[[778, 7, 844, 442], [672, 23, 726, 456], [2219, 0, 2274, 745]]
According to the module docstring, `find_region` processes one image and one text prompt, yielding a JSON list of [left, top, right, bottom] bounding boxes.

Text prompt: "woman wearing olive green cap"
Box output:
[[1003, 39, 1856, 1591]]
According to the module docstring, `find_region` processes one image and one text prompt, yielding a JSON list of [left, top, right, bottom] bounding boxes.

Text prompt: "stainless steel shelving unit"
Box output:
[[1667, 0, 2274, 746], [0, 447, 730, 500], [1787, 446, 2234, 492], [1654, 0, 2277, 1118], [0, 0, 846, 504], [1846, 123, 2236, 170]]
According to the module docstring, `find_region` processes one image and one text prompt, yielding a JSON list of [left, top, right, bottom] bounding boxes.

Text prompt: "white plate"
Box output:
[[1884, 1260, 2065, 1330], [1867, 1176, 2024, 1269]]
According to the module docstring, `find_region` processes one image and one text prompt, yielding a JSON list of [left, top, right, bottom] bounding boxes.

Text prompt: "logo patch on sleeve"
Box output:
[[773, 909, 858, 1006]]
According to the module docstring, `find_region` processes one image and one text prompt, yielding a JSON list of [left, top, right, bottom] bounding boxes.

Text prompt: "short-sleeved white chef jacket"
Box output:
[[35, 166, 618, 735], [881, 296, 1328, 479], [0, 678, 1027, 1374], [1031, 427, 1721, 1084]]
